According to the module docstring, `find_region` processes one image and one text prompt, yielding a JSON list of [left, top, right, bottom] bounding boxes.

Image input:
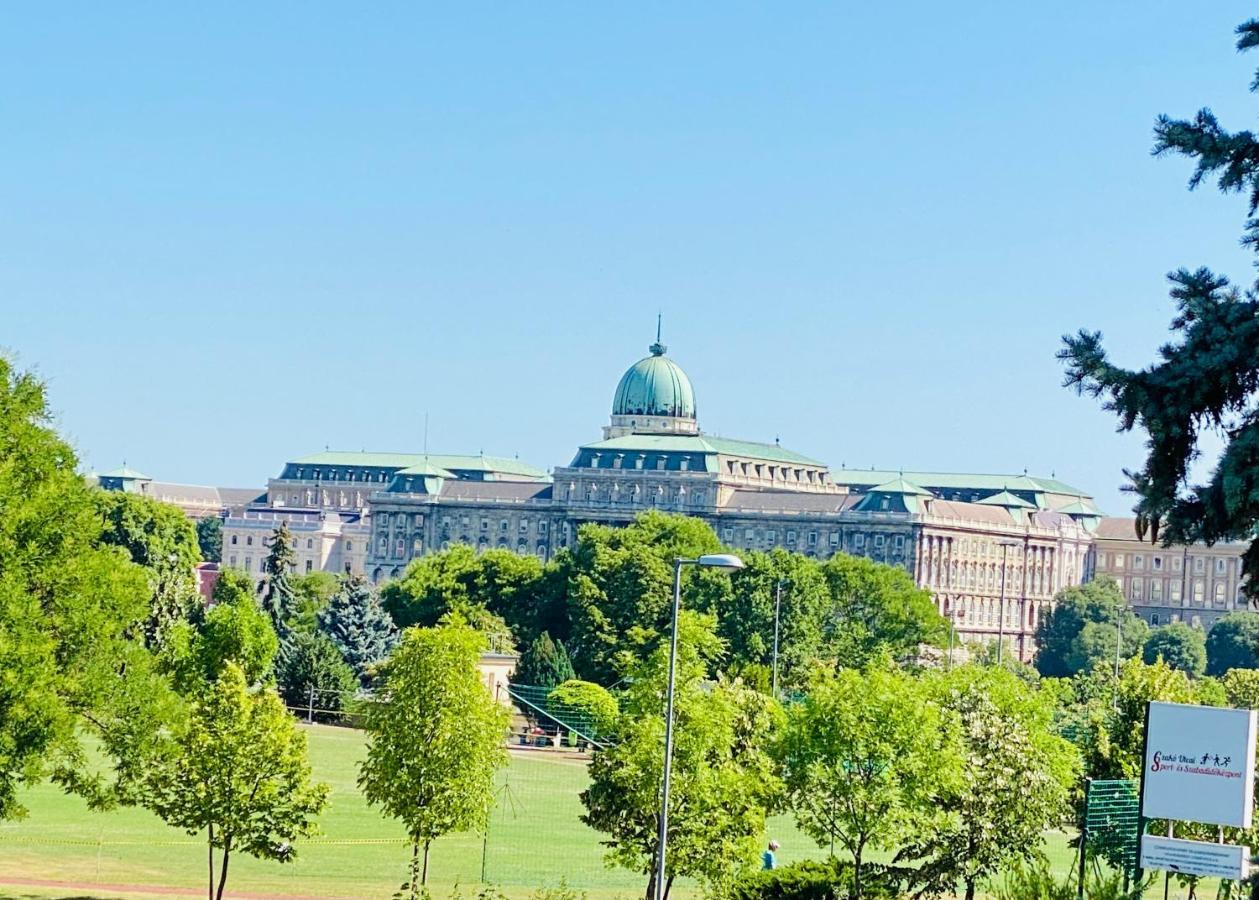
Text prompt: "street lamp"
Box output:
[[997, 540, 1020, 665], [772, 579, 785, 700], [655, 553, 745, 900]]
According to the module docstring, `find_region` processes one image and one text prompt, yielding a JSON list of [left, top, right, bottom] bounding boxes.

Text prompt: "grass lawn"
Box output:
[[0, 724, 1090, 900]]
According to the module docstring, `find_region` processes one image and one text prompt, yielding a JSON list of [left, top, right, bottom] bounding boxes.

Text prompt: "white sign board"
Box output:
[[1140, 836, 1250, 881], [1142, 701, 1257, 828]]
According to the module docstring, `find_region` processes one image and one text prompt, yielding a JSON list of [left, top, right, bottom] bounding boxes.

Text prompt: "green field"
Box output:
[[0, 724, 1084, 900]]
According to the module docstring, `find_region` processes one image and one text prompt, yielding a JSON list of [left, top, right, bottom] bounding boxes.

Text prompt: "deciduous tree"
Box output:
[[820, 554, 947, 667], [1206, 612, 1259, 676], [778, 658, 960, 900], [277, 630, 358, 720], [144, 663, 328, 900], [581, 611, 781, 900], [1034, 578, 1146, 678], [1142, 622, 1207, 676], [357, 618, 509, 897], [902, 666, 1079, 900]]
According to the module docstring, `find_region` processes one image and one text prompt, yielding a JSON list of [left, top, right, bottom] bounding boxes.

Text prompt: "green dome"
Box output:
[[612, 341, 696, 420]]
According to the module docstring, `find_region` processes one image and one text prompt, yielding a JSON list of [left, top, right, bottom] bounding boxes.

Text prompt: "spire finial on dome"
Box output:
[[650, 313, 667, 356]]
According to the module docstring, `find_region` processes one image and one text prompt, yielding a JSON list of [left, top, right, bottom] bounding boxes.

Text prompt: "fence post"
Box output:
[[1078, 778, 1091, 900], [307, 686, 315, 723]]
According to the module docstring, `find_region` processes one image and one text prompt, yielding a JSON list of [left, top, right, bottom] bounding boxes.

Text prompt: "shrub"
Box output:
[[728, 859, 906, 900]]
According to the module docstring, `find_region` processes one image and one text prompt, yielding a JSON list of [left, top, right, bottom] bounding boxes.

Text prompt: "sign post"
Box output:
[[1137, 701, 1259, 884]]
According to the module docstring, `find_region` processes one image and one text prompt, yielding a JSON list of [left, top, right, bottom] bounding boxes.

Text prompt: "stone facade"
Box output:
[[1092, 517, 1250, 628], [220, 337, 1102, 660]]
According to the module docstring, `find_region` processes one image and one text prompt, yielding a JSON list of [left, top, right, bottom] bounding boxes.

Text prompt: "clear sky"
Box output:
[[3, 3, 1257, 514]]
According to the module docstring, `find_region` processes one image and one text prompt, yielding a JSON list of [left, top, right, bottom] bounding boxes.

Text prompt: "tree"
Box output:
[[277, 631, 358, 720], [1059, 17, 1259, 603], [514, 631, 576, 688], [1206, 612, 1259, 675], [559, 511, 727, 683], [318, 574, 398, 685], [901, 666, 1079, 900], [196, 515, 223, 563], [211, 567, 255, 606], [777, 658, 961, 900], [581, 611, 782, 900], [94, 489, 203, 648], [0, 358, 159, 820], [357, 618, 510, 896], [547, 680, 619, 737], [163, 594, 279, 695], [820, 554, 948, 667], [1034, 578, 1147, 678], [259, 522, 298, 644], [382, 544, 546, 637], [1143, 623, 1207, 676], [144, 663, 329, 900], [719, 549, 833, 692], [1222, 668, 1259, 709], [288, 571, 340, 635]]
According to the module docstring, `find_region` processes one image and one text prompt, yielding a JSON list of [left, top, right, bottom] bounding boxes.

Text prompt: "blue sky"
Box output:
[[3, 2, 1257, 514]]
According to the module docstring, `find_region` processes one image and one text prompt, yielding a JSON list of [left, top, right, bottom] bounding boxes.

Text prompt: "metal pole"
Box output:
[[998, 544, 1010, 665], [307, 685, 315, 723], [1114, 618, 1123, 711], [772, 580, 783, 699], [654, 560, 685, 900], [948, 614, 955, 671], [1078, 778, 1092, 900]]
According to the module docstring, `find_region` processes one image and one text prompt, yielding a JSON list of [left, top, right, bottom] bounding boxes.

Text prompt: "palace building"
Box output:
[[222, 333, 1103, 659]]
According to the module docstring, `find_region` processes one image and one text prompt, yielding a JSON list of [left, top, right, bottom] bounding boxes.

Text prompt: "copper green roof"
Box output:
[[289, 451, 547, 479], [977, 490, 1036, 509], [832, 468, 1094, 501], [612, 342, 696, 420], [395, 462, 456, 479], [578, 434, 824, 466], [100, 466, 151, 480], [867, 477, 933, 496]]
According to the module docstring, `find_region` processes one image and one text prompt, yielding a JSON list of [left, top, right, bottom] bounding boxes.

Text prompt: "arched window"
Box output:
[[306, 538, 313, 549], [231, 535, 238, 545], [246, 536, 253, 546]]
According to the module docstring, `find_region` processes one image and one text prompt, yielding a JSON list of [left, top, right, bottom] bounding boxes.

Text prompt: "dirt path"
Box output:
[[0, 875, 344, 900]]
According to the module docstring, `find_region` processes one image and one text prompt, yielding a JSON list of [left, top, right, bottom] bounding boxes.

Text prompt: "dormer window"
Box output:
[[680, 457, 689, 472]]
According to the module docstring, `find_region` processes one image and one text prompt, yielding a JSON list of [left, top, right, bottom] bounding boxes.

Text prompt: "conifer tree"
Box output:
[[1061, 17, 1259, 602], [259, 522, 298, 645], [513, 631, 576, 688], [318, 574, 398, 684]]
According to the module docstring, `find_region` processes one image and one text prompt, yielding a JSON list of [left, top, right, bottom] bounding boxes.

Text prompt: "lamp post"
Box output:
[[655, 553, 745, 900], [997, 540, 1019, 665], [772, 579, 784, 699], [947, 608, 967, 670]]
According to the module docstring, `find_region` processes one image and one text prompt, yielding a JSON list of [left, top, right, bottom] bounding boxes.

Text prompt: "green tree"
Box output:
[[0, 358, 161, 820], [1034, 578, 1147, 678], [277, 631, 358, 720], [94, 489, 203, 648], [514, 631, 576, 688], [559, 511, 727, 682], [778, 658, 961, 900], [144, 663, 329, 900], [820, 553, 948, 667], [196, 515, 223, 563], [163, 595, 279, 695], [1143, 623, 1207, 676], [358, 618, 510, 896], [1206, 612, 1259, 676], [1221, 668, 1259, 708], [547, 680, 620, 736], [317, 574, 398, 685], [382, 544, 546, 638], [259, 521, 298, 644], [901, 666, 1080, 900], [581, 611, 782, 900], [1059, 17, 1259, 601], [211, 567, 255, 606], [720, 550, 833, 692], [288, 571, 340, 635]]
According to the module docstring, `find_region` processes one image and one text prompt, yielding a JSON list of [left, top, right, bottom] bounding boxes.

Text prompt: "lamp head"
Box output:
[[696, 553, 746, 572]]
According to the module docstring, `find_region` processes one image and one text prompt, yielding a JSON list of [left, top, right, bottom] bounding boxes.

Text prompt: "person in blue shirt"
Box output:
[[762, 840, 780, 870]]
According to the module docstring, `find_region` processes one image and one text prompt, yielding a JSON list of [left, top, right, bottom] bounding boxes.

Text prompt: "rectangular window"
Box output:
[[1150, 579, 1163, 602], [1170, 580, 1182, 603], [807, 532, 818, 547], [245, 556, 253, 571], [894, 535, 905, 551], [520, 520, 529, 533], [1134, 555, 1145, 570], [1215, 582, 1227, 604], [538, 521, 548, 535], [745, 528, 756, 540], [1153, 556, 1163, 571], [1131, 578, 1143, 600], [767, 532, 777, 545], [305, 559, 313, 573], [229, 554, 237, 566], [874, 534, 885, 548], [1173, 556, 1183, 572], [1193, 580, 1205, 604], [830, 532, 840, 546], [1115, 554, 1125, 569], [656, 458, 666, 471], [786, 530, 797, 544], [481, 518, 489, 532], [501, 520, 509, 532], [853, 533, 865, 549], [1194, 557, 1205, 574], [722, 527, 734, 542], [1216, 558, 1228, 575]]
